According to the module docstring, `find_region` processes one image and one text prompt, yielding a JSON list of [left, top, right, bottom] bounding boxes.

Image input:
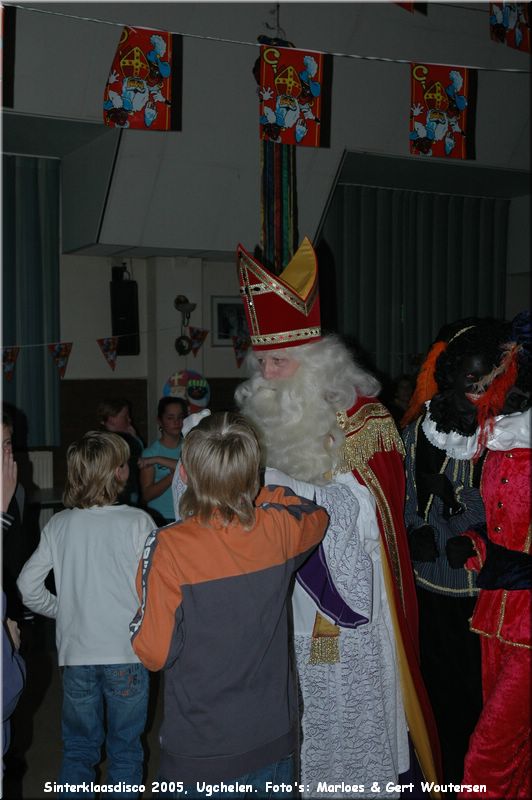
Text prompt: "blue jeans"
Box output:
[[166, 753, 295, 798], [58, 662, 149, 798]]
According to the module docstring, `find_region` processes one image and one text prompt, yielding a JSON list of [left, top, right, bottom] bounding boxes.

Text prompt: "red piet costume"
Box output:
[[458, 438, 531, 800], [237, 238, 442, 790]]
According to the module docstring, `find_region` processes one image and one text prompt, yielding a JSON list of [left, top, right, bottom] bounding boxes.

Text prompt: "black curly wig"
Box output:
[[429, 317, 511, 435]]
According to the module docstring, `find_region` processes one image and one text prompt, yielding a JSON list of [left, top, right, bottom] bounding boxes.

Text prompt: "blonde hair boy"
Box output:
[[179, 412, 260, 529], [63, 430, 129, 509], [131, 411, 328, 792], [17, 431, 155, 792]]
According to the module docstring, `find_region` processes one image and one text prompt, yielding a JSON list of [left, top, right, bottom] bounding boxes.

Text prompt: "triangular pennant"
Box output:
[[410, 63, 476, 159], [2, 347, 20, 382], [97, 337, 119, 371], [103, 26, 183, 130], [489, 3, 530, 52], [48, 342, 73, 379], [232, 335, 252, 368], [187, 326, 209, 357]]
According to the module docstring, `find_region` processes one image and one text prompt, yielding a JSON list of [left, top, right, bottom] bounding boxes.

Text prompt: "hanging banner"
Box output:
[[3, 347, 19, 382], [1, 5, 16, 107], [232, 335, 251, 368], [48, 342, 73, 379], [395, 2, 427, 12], [409, 63, 476, 159], [489, 3, 530, 52], [97, 337, 119, 371], [187, 326, 209, 357], [259, 45, 332, 147], [103, 26, 183, 130]]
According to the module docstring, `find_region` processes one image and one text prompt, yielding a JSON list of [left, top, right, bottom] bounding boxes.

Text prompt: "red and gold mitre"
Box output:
[[120, 46, 150, 80], [424, 81, 449, 111], [237, 236, 321, 351]]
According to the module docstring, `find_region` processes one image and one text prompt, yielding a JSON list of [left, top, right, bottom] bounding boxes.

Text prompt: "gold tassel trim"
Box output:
[[309, 612, 341, 664], [309, 636, 341, 664], [336, 405, 405, 474]]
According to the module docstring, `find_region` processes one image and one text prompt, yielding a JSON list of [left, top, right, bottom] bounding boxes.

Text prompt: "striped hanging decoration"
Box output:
[[256, 35, 299, 276], [260, 120, 298, 276]]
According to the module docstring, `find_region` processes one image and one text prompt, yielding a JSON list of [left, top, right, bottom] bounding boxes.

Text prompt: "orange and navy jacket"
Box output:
[[130, 484, 328, 784]]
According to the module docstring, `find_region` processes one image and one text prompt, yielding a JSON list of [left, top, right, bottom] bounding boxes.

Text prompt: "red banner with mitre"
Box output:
[[103, 26, 183, 130], [410, 63, 475, 159], [489, 3, 530, 52], [258, 45, 332, 147], [395, 2, 427, 12]]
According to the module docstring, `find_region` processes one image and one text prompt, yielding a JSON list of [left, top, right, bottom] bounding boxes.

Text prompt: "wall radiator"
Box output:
[[28, 450, 54, 528]]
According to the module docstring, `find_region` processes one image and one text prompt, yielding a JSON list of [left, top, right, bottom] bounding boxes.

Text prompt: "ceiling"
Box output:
[[337, 150, 531, 199], [2, 112, 111, 159]]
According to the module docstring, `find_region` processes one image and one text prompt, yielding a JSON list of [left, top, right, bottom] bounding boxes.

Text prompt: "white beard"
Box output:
[[236, 368, 346, 485]]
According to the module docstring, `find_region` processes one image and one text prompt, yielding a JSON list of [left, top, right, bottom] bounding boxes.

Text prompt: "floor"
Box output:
[[2, 618, 163, 799]]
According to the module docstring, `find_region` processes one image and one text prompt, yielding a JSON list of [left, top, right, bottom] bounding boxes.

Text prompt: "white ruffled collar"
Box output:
[[421, 403, 531, 460]]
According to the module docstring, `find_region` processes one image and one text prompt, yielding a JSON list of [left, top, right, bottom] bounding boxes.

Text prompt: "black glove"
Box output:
[[417, 472, 464, 519], [408, 525, 439, 562], [446, 536, 475, 569]]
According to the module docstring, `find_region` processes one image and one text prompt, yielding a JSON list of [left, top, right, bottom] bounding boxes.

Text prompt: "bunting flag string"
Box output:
[[3, 347, 20, 382], [232, 335, 251, 368], [187, 326, 209, 357], [4, 3, 530, 74], [409, 62, 475, 159], [97, 337, 119, 371], [48, 342, 73, 379]]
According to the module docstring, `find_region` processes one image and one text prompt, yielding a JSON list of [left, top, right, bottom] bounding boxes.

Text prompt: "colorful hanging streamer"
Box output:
[[3, 347, 20, 382], [187, 326, 209, 357], [410, 62, 476, 159], [103, 25, 183, 130], [48, 342, 73, 379], [97, 337, 119, 371]]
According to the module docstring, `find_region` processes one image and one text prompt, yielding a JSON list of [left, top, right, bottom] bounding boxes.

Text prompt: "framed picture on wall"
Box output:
[[211, 296, 249, 346]]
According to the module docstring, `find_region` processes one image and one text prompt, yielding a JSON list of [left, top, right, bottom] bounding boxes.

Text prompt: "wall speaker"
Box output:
[[110, 276, 140, 355]]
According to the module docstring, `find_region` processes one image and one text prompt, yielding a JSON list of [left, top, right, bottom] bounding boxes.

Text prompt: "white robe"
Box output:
[[265, 468, 409, 799]]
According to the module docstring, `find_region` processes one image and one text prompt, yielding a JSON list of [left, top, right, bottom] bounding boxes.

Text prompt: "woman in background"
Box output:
[[139, 397, 188, 524]]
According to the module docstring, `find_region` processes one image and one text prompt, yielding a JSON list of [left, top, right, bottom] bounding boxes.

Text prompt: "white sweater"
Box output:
[[17, 505, 155, 666]]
